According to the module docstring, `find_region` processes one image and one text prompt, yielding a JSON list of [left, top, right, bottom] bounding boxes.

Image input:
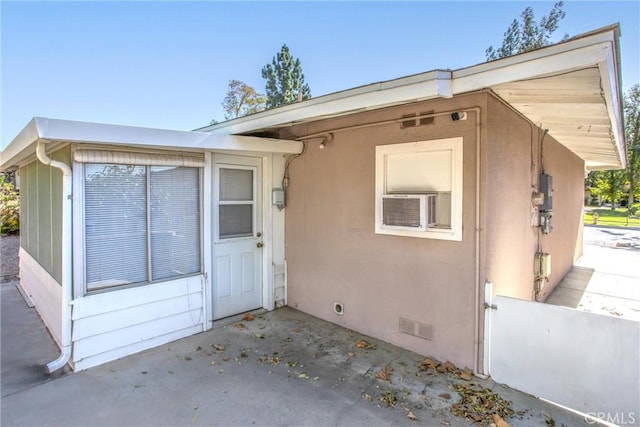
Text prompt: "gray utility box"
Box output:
[[539, 173, 553, 212]]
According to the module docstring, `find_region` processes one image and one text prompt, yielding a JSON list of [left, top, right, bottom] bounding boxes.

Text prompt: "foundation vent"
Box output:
[[399, 317, 434, 340]]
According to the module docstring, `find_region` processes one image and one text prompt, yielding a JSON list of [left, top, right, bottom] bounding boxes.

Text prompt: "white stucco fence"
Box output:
[[490, 296, 640, 426]]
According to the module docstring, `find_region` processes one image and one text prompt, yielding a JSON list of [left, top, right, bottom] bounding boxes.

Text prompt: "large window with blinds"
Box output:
[[84, 164, 201, 292]]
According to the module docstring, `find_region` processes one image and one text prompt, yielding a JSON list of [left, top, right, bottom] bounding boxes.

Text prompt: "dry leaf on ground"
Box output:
[[355, 340, 376, 350], [451, 383, 514, 425], [375, 365, 393, 382], [406, 411, 418, 421], [243, 313, 255, 321], [234, 323, 246, 329], [418, 357, 438, 370], [493, 413, 510, 427]]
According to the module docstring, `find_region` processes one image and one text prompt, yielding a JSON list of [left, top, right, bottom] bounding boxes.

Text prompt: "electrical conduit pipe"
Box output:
[[36, 141, 73, 373]]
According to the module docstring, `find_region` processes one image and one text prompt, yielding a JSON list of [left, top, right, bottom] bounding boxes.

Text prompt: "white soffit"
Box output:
[[454, 26, 624, 170], [0, 117, 303, 169], [491, 68, 622, 170]]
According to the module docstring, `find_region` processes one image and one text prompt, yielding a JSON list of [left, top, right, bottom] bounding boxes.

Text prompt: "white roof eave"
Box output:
[[0, 117, 303, 169], [200, 70, 453, 135], [202, 25, 624, 170]]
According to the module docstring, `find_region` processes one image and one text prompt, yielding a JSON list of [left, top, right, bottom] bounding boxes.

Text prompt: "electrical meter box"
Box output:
[[539, 173, 553, 211]]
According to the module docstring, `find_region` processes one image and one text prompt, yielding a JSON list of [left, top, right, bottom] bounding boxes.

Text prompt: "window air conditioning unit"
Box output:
[[381, 194, 436, 231]]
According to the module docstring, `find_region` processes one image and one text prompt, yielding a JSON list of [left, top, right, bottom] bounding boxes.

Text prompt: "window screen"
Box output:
[[219, 168, 253, 201], [218, 167, 254, 239], [219, 205, 253, 238]]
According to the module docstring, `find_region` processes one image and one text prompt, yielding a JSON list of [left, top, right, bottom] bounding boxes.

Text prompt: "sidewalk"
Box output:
[[2, 280, 591, 426], [547, 227, 640, 321]]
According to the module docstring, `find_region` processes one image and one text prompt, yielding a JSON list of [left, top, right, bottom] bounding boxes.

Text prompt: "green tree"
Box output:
[[624, 84, 640, 204], [486, 1, 567, 61], [261, 44, 311, 108], [0, 173, 20, 234], [222, 80, 266, 120], [589, 170, 626, 209]]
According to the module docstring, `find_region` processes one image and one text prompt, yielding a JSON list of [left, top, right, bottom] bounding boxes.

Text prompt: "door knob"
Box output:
[[257, 242, 264, 248]]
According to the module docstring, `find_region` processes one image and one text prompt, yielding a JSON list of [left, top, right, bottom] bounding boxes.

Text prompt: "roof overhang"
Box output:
[[197, 70, 454, 135], [203, 25, 624, 171], [454, 25, 624, 170], [0, 117, 303, 170]]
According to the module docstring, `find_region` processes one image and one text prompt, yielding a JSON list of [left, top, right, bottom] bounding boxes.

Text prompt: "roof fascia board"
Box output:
[[203, 70, 452, 135], [198, 133, 303, 153], [0, 118, 40, 170], [598, 50, 625, 168], [453, 29, 616, 83], [452, 42, 611, 94], [1, 118, 302, 169]]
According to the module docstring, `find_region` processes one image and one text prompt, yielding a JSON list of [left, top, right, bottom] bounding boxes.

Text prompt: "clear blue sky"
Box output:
[[1, 1, 638, 150]]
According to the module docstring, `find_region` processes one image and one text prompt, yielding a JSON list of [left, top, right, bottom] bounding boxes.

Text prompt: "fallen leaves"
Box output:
[[243, 313, 255, 321], [355, 340, 376, 350], [492, 413, 510, 427], [418, 357, 473, 381], [258, 354, 282, 365], [375, 365, 393, 382], [211, 344, 226, 353], [234, 323, 246, 330], [418, 357, 437, 370], [406, 411, 418, 421], [450, 383, 514, 425], [379, 390, 397, 408]]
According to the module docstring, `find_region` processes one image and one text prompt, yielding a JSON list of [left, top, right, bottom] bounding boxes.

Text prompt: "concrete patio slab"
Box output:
[[2, 277, 593, 426]]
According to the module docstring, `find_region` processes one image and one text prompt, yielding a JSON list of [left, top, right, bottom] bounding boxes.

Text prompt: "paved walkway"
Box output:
[[1, 280, 590, 426], [547, 227, 640, 321]]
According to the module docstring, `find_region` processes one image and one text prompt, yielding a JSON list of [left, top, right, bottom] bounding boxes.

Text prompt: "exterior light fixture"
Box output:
[[318, 133, 334, 149]]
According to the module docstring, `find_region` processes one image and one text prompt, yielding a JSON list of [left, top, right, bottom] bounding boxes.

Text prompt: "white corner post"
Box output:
[[36, 141, 73, 373]]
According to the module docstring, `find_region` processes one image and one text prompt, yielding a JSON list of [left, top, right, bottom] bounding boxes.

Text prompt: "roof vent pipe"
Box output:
[[35, 141, 73, 373]]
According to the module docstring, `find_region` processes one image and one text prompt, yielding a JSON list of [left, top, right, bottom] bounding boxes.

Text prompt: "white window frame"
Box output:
[[375, 137, 463, 241], [74, 162, 204, 295]]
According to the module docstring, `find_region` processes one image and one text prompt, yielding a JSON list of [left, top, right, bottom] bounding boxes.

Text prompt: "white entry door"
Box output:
[[212, 155, 263, 320]]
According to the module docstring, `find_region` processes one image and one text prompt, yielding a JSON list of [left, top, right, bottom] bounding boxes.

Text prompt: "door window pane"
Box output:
[[219, 168, 253, 201], [84, 164, 148, 290], [219, 205, 253, 239]]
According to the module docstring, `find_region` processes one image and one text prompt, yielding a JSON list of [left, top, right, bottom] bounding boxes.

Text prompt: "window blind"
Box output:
[[84, 165, 148, 290], [150, 167, 201, 281], [84, 164, 202, 292]]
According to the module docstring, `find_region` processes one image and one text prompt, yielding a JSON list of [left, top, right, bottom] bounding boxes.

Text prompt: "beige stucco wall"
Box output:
[[484, 96, 585, 301], [281, 94, 486, 369], [278, 91, 586, 369]]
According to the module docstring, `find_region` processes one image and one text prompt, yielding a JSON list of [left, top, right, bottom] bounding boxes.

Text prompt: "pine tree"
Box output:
[[486, 2, 567, 61], [261, 44, 311, 108]]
